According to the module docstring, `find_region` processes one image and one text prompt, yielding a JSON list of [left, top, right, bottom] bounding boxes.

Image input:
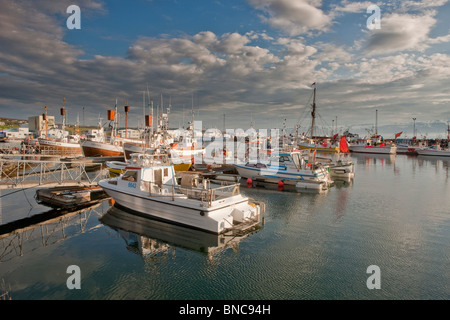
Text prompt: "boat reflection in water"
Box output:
[[100, 205, 264, 259]]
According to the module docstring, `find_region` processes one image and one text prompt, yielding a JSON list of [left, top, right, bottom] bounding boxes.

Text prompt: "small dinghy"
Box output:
[[35, 185, 110, 209]]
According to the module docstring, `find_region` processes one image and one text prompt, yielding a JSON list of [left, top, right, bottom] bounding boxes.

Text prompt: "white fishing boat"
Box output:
[[349, 139, 397, 154], [417, 123, 450, 156], [98, 154, 265, 234], [396, 143, 420, 155], [416, 145, 450, 157], [328, 159, 355, 180], [234, 151, 333, 191], [349, 110, 396, 154]]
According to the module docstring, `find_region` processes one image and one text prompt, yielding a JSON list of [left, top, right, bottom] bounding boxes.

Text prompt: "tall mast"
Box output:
[[375, 109, 378, 136], [62, 97, 66, 131], [143, 91, 145, 129], [447, 121, 449, 141], [114, 99, 118, 138], [311, 83, 316, 140]]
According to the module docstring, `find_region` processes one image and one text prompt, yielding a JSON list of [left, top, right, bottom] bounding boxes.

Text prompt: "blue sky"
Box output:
[[1, 0, 450, 138]]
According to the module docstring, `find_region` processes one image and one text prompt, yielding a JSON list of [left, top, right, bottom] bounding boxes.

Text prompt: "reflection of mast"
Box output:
[[310, 83, 316, 140]]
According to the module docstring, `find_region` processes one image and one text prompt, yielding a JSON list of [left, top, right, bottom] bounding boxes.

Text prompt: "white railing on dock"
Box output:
[[0, 156, 108, 188]]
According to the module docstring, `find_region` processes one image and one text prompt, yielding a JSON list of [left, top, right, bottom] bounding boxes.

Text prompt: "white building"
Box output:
[[1, 127, 30, 140]]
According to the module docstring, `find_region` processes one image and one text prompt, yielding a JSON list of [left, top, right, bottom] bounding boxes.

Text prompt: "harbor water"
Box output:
[[0, 153, 449, 300]]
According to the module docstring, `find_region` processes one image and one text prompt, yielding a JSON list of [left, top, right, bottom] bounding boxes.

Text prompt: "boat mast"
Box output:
[[113, 99, 118, 138], [61, 97, 66, 132], [311, 83, 316, 140], [447, 121, 449, 141], [375, 109, 378, 136]]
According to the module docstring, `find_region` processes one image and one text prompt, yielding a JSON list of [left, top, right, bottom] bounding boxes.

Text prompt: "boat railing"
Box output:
[[129, 153, 171, 167], [140, 179, 240, 207]]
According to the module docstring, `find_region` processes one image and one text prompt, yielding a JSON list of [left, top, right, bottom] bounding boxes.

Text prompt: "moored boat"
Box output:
[[396, 143, 420, 155], [349, 136, 397, 154], [234, 150, 333, 191], [98, 154, 265, 234], [416, 145, 450, 157], [35, 185, 109, 209], [38, 136, 82, 156]]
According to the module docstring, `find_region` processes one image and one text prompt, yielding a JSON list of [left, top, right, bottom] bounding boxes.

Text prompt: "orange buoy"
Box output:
[[247, 178, 253, 187]]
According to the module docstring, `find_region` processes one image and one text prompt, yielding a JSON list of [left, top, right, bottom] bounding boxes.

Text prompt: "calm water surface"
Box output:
[[0, 153, 449, 300]]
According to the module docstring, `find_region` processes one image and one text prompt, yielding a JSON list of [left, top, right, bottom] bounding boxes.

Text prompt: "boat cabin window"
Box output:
[[291, 153, 301, 169], [279, 156, 290, 162], [164, 168, 169, 177], [122, 170, 137, 182]]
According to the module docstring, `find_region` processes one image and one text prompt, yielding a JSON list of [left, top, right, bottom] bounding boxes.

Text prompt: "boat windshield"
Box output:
[[122, 170, 137, 182]]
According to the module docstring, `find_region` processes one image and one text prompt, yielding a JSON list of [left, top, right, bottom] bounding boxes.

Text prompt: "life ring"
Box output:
[[114, 141, 119, 146], [160, 139, 163, 144]]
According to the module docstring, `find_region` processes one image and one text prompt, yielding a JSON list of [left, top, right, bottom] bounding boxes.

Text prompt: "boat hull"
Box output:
[[81, 140, 123, 157], [123, 142, 146, 160], [349, 145, 397, 154], [38, 139, 82, 156], [234, 164, 331, 190], [329, 163, 355, 180], [416, 149, 450, 157], [298, 143, 339, 153]]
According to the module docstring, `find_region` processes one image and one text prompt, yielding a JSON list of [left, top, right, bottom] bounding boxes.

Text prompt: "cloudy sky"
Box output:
[[1, 0, 449, 137]]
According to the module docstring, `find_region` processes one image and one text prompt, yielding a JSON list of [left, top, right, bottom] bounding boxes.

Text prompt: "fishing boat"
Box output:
[[38, 103, 83, 156], [349, 110, 397, 154], [234, 150, 333, 191], [328, 159, 355, 180], [396, 143, 420, 155], [80, 107, 139, 158], [296, 84, 341, 153], [98, 154, 265, 234], [349, 136, 397, 154], [417, 123, 450, 156], [416, 145, 450, 157]]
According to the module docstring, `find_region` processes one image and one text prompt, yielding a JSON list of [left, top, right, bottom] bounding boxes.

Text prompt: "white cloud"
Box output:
[[247, 0, 332, 35], [0, 0, 449, 131], [364, 12, 437, 55], [333, 0, 378, 13]]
